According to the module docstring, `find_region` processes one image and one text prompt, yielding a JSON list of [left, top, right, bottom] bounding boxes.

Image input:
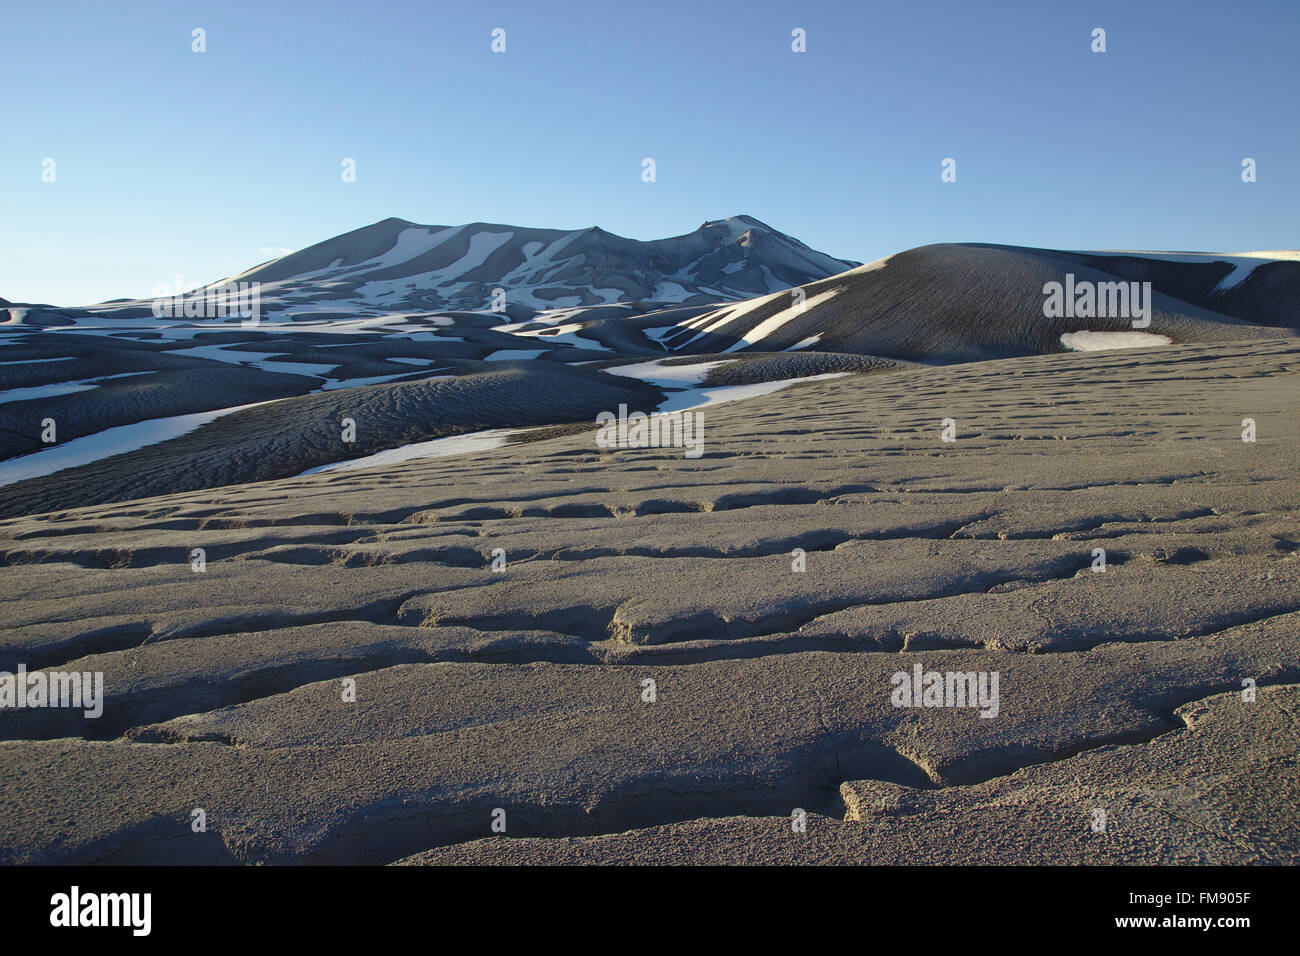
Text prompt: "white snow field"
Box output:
[[298, 427, 525, 475], [1060, 331, 1174, 351]]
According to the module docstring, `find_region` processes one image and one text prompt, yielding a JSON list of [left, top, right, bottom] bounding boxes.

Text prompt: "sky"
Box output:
[[2, 0, 1297, 306]]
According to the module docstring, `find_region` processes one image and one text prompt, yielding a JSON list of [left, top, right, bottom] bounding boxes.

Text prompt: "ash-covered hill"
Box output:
[[653, 243, 1298, 362]]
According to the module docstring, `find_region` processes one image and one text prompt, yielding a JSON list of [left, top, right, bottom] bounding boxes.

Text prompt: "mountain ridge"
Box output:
[[210, 215, 860, 316]]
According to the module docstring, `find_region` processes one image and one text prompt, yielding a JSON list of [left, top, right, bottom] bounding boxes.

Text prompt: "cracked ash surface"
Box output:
[[1, 339, 1297, 864]]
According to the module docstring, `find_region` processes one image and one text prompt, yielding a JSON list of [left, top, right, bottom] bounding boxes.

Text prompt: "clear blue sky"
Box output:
[[3, 0, 1296, 306]]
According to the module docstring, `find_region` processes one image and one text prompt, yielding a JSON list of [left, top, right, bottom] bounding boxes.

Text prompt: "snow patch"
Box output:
[[0, 401, 271, 487], [657, 372, 851, 413], [1060, 331, 1173, 351], [484, 349, 548, 361], [0, 356, 75, 367], [0, 371, 151, 405], [787, 335, 821, 351], [299, 427, 524, 475], [722, 287, 841, 352], [605, 359, 736, 387]]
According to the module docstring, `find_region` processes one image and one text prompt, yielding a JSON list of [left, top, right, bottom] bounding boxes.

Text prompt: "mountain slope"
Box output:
[[210, 215, 860, 317], [1038, 247, 1300, 329], [653, 243, 1298, 362]]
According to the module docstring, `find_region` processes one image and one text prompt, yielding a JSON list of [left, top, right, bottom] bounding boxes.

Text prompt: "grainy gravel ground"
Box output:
[[0, 340, 1296, 864]]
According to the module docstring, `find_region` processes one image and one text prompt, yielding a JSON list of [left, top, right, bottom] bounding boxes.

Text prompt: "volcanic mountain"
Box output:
[[204, 214, 861, 317]]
